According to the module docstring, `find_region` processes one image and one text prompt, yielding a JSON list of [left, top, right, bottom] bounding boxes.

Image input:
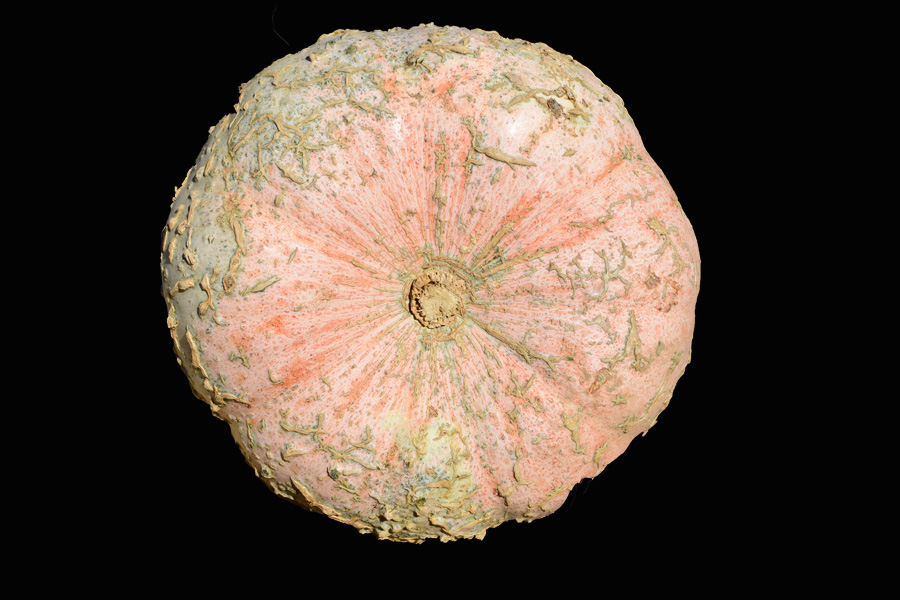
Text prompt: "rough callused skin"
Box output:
[[161, 25, 700, 542]]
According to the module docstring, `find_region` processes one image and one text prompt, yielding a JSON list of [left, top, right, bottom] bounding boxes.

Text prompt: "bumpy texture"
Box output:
[[161, 24, 700, 542]]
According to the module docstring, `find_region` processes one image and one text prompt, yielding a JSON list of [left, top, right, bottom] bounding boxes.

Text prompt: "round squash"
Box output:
[[160, 24, 700, 542]]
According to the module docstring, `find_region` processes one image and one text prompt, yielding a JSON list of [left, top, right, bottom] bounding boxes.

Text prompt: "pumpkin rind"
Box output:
[[160, 24, 700, 542]]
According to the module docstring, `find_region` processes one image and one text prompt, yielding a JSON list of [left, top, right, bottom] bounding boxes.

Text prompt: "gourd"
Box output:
[[160, 24, 700, 542]]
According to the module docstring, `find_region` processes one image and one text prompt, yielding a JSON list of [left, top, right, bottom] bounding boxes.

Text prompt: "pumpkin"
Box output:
[[160, 24, 699, 542]]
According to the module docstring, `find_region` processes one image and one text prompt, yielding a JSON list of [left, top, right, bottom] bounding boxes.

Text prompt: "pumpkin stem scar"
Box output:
[[407, 268, 468, 328]]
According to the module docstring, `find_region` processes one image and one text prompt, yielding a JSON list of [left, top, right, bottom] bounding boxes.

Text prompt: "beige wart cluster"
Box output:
[[160, 24, 700, 542]]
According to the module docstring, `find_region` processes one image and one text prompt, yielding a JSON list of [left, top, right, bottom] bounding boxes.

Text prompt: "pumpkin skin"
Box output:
[[160, 24, 699, 542]]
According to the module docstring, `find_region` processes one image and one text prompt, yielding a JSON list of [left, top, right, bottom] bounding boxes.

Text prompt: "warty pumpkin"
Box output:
[[160, 24, 700, 542]]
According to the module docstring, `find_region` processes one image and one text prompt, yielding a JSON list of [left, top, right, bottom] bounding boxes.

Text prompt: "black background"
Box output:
[[87, 2, 815, 583]]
